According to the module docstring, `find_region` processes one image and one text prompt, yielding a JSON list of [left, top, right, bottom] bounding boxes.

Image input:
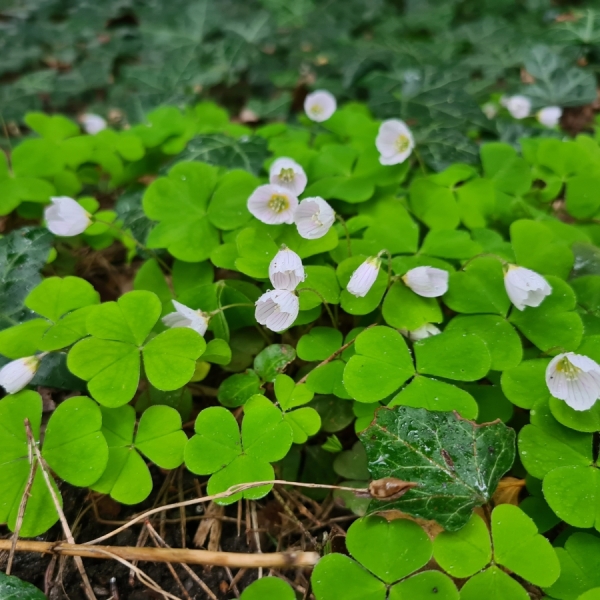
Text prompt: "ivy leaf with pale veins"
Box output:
[[359, 406, 515, 531], [0, 227, 53, 330]]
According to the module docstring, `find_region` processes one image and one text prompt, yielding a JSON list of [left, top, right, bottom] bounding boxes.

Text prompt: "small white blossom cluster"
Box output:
[[255, 247, 304, 332], [501, 96, 562, 127], [247, 158, 335, 239]]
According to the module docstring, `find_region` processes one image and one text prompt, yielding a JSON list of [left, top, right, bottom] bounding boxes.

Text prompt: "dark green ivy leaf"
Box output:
[[359, 406, 515, 531], [0, 227, 53, 330]]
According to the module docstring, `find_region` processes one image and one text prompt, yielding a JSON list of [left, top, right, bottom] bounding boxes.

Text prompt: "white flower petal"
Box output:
[[45, 196, 92, 237], [0, 356, 40, 394], [269, 158, 307, 196], [403, 266, 448, 298], [81, 113, 107, 135], [505, 95, 532, 120], [247, 184, 298, 225], [255, 289, 299, 332], [376, 119, 415, 165], [269, 247, 305, 291], [537, 106, 562, 128], [304, 90, 337, 122], [347, 258, 381, 298], [546, 352, 600, 411], [162, 300, 210, 336], [294, 197, 335, 240], [401, 323, 441, 342], [504, 266, 552, 311]]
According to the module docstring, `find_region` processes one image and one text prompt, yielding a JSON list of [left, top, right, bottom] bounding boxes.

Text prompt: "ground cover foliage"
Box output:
[[3, 1, 600, 599]]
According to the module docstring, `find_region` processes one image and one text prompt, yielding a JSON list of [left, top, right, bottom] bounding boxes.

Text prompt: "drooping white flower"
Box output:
[[44, 196, 92, 237], [546, 352, 600, 411], [537, 106, 562, 128], [269, 158, 307, 196], [0, 356, 40, 394], [304, 90, 337, 122], [400, 323, 441, 342], [375, 119, 415, 165], [347, 257, 381, 298], [505, 95, 532, 120], [162, 300, 210, 336], [482, 103, 498, 120], [504, 265, 552, 311], [403, 266, 448, 298], [247, 184, 298, 225], [269, 247, 305, 291], [81, 113, 107, 135], [294, 197, 335, 240], [255, 289, 299, 332]]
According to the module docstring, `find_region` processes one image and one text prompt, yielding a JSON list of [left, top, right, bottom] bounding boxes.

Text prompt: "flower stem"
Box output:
[[377, 249, 394, 289], [299, 287, 337, 328], [413, 146, 427, 175], [336, 214, 352, 257], [209, 303, 255, 316]]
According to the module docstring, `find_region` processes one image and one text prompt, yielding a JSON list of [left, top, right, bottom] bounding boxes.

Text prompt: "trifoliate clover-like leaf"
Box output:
[[184, 395, 293, 504], [91, 404, 186, 505], [67, 290, 205, 406]]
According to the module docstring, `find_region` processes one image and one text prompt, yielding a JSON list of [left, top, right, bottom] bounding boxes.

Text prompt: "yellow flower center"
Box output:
[[310, 104, 323, 115], [268, 194, 290, 213], [555, 357, 581, 380], [396, 134, 410, 153], [279, 167, 295, 183]]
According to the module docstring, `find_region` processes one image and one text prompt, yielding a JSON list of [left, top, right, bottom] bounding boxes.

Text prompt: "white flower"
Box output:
[[162, 300, 210, 336], [505, 95, 532, 120], [482, 103, 498, 120], [294, 197, 335, 240], [255, 289, 299, 332], [403, 266, 448, 298], [81, 113, 107, 135], [400, 323, 441, 342], [304, 90, 337, 122], [537, 106, 562, 128], [269, 158, 307, 196], [375, 119, 415, 165], [0, 356, 40, 394], [504, 265, 552, 311], [247, 184, 298, 225], [44, 196, 92, 236], [347, 257, 381, 298], [546, 352, 600, 411], [269, 247, 305, 291]]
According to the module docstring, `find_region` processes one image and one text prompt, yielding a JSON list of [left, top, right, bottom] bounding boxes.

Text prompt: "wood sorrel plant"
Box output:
[[2, 98, 600, 598]]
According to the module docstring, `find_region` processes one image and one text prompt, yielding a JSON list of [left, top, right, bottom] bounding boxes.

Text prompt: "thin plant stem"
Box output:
[[299, 287, 337, 328], [377, 249, 393, 289], [413, 146, 427, 175], [25, 420, 98, 600], [6, 424, 36, 575], [336, 214, 352, 257], [297, 323, 376, 385], [209, 303, 255, 316]]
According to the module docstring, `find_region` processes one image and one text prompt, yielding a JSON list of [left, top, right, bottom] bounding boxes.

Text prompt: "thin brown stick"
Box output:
[[145, 521, 221, 600], [84, 480, 368, 546], [87, 546, 180, 600], [24, 421, 98, 600], [296, 324, 376, 384], [6, 420, 37, 574], [0, 539, 320, 569], [146, 524, 191, 600]]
